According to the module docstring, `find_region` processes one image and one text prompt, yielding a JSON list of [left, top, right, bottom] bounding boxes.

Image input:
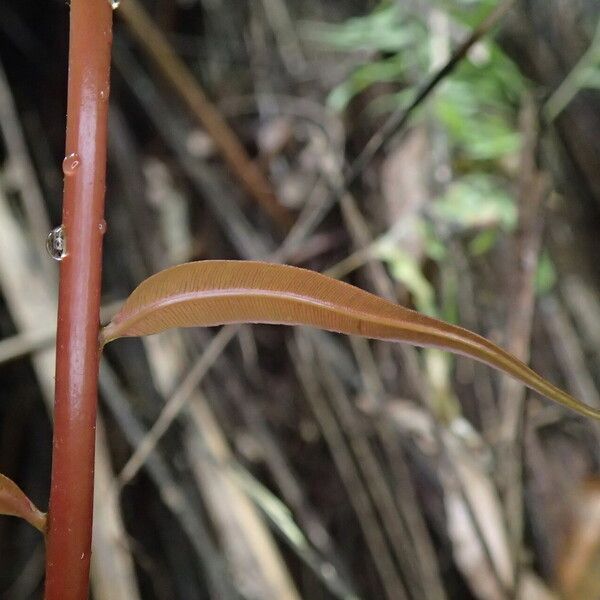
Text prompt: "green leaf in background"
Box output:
[[327, 54, 408, 111], [438, 0, 505, 28], [535, 252, 557, 296], [422, 221, 448, 262], [432, 174, 517, 232], [375, 240, 438, 316], [434, 45, 523, 161], [304, 1, 430, 112], [310, 0, 527, 311], [301, 3, 424, 54], [469, 229, 499, 256], [581, 67, 600, 89]]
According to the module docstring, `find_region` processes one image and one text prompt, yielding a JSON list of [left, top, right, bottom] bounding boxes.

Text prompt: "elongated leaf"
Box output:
[[0, 473, 47, 533], [101, 260, 600, 419]]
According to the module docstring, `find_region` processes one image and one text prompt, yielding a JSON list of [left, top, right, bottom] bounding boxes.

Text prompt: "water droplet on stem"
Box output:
[[46, 226, 67, 261], [62, 153, 80, 176], [98, 220, 107, 234]]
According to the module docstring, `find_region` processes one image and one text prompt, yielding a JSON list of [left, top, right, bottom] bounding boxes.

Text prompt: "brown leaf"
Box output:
[[100, 260, 600, 420], [0, 473, 47, 534]]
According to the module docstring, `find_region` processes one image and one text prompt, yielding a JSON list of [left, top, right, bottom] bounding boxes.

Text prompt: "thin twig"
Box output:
[[99, 360, 240, 600], [181, 390, 360, 600], [498, 95, 547, 437], [222, 377, 357, 588], [292, 334, 407, 600], [113, 43, 275, 262], [498, 95, 548, 588], [541, 295, 600, 414], [116, 324, 239, 487], [259, 0, 307, 78], [91, 420, 141, 600], [348, 337, 447, 600], [117, 0, 292, 230], [316, 341, 417, 600], [543, 18, 600, 123], [0, 59, 52, 272], [0, 301, 122, 366], [184, 397, 302, 600]]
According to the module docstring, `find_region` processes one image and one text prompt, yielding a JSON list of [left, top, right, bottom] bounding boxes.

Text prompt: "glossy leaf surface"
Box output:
[[101, 260, 600, 419], [0, 473, 47, 533]]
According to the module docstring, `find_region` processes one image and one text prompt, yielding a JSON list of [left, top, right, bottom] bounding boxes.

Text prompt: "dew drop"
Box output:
[[62, 153, 80, 176], [98, 219, 107, 234], [46, 225, 67, 261], [109, 0, 120, 8]]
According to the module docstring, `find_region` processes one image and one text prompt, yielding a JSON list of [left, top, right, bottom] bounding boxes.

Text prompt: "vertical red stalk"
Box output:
[[45, 1, 113, 599]]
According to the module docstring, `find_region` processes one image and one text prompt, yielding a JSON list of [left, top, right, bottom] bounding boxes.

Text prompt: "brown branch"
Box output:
[[45, 1, 113, 599], [500, 97, 548, 436], [117, 0, 292, 230], [498, 94, 548, 589]]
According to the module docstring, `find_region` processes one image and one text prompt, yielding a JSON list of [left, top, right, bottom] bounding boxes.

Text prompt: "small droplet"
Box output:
[[98, 220, 107, 234], [109, 0, 120, 8], [46, 225, 67, 261], [62, 153, 80, 176]]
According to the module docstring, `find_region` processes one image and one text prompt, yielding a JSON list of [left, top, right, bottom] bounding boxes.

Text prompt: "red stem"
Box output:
[[45, 2, 113, 599]]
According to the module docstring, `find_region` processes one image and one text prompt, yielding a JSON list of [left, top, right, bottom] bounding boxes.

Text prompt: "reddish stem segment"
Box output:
[[45, 2, 113, 599]]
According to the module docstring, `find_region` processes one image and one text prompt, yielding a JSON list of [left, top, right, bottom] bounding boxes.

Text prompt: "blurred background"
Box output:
[[1, 0, 600, 598]]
